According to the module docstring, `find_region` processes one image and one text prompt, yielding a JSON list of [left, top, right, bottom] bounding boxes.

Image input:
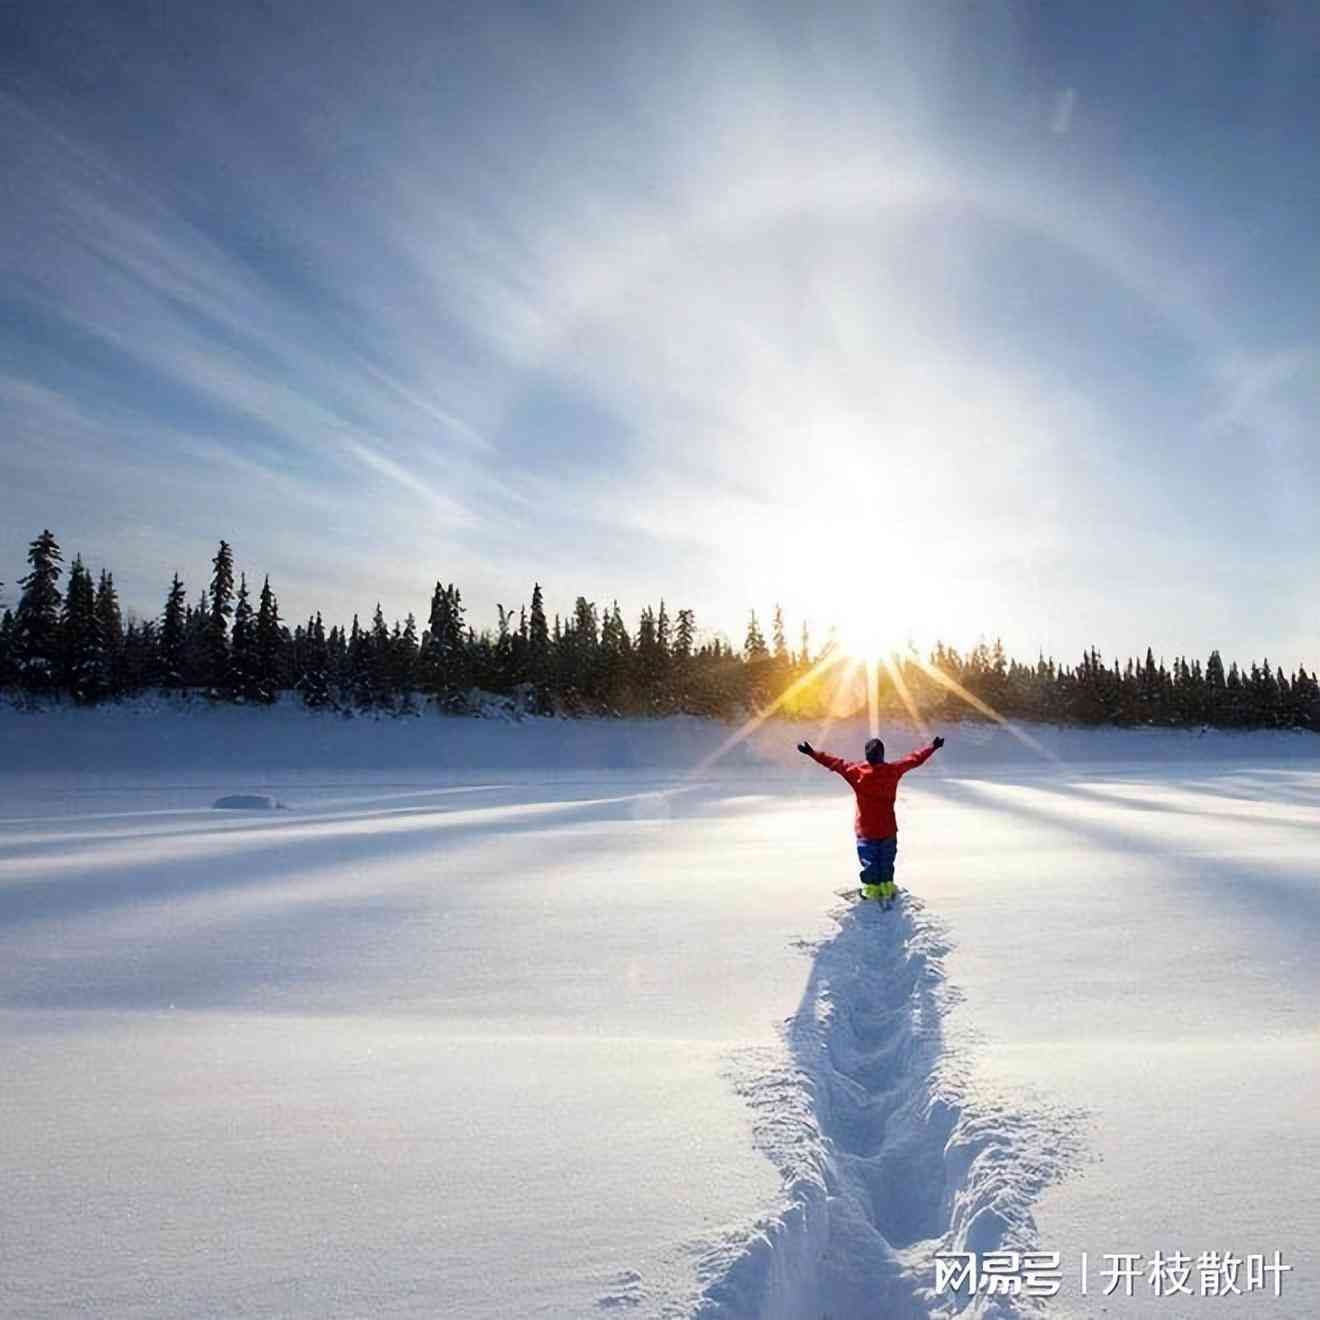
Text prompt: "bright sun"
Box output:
[[817, 572, 929, 662], [774, 517, 940, 664], [832, 615, 899, 661]]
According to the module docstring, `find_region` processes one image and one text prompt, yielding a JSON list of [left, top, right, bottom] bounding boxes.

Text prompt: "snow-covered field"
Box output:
[[3, 700, 1318, 1318]]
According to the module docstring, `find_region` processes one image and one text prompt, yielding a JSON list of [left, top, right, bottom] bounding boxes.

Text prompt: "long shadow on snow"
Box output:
[[687, 898, 1080, 1320], [933, 776, 1320, 953], [0, 783, 739, 931], [964, 770, 1320, 840], [0, 785, 772, 1013]]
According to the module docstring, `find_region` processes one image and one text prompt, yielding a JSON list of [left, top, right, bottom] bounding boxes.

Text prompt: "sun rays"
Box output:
[[687, 640, 1057, 775], [686, 646, 852, 779]]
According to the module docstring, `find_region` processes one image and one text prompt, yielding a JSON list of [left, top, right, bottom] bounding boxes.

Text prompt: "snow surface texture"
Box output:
[[3, 699, 1318, 1319]]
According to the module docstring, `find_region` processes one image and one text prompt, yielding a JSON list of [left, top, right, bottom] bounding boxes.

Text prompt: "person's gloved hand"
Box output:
[[797, 740, 814, 756], [932, 735, 945, 750]]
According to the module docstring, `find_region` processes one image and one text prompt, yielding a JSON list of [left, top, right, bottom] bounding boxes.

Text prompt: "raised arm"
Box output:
[[893, 735, 945, 776], [796, 741, 853, 778]]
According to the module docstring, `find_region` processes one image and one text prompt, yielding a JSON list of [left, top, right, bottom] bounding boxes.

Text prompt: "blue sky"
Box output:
[[3, 0, 1318, 668]]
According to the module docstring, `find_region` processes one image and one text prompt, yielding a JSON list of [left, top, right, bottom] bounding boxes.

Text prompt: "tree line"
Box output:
[[2, 529, 1318, 731]]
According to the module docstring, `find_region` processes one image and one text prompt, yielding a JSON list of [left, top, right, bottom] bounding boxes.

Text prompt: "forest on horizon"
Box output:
[[3, 529, 1318, 732]]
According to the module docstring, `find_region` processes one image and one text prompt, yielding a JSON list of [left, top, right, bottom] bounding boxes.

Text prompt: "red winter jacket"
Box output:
[[808, 744, 936, 839]]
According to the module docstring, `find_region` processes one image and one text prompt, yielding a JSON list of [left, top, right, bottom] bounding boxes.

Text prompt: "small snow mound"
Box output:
[[212, 793, 285, 811]]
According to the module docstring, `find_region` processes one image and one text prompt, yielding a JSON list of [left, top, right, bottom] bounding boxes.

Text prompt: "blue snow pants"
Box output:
[[856, 835, 898, 884]]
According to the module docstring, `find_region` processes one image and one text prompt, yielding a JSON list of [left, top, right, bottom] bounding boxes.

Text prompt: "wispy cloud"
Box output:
[[3, 1, 1318, 664]]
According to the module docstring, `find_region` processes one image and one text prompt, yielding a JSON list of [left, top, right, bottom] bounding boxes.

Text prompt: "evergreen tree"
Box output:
[[652, 600, 674, 712], [368, 604, 391, 707], [744, 610, 768, 659], [630, 603, 671, 714], [254, 575, 282, 703], [14, 529, 65, 691], [122, 618, 157, 693], [1225, 661, 1244, 726], [1072, 648, 1108, 724], [526, 582, 550, 707], [229, 574, 256, 700], [772, 605, 787, 660], [207, 541, 235, 692], [297, 613, 333, 708], [528, 583, 550, 674], [1140, 646, 1159, 722], [421, 582, 447, 697], [182, 591, 211, 689], [395, 613, 420, 707], [159, 574, 187, 688], [671, 608, 696, 712], [493, 603, 516, 692], [742, 610, 772, 709], [674, 609, 695, 660], [0, 609, 16, 689], [422, 582, 469, 707], [987, 639, 1009, 711], [562, 596, 600, 707], [346, 614, 371, 708], [94, 570, 124, 695], [60, 555, 102, 702], [325, 623, 347, 695], [599, 601, 632, 711]]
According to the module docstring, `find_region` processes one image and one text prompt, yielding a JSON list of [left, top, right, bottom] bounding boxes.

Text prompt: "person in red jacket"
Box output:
[[798, 734, 945, 902]]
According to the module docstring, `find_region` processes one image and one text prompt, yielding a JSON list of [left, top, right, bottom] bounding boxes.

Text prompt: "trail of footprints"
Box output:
[[634, 899, 1074, 1318]]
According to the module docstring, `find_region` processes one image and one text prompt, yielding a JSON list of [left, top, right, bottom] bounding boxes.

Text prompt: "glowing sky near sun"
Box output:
[[3, 1, 1318, 666]]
